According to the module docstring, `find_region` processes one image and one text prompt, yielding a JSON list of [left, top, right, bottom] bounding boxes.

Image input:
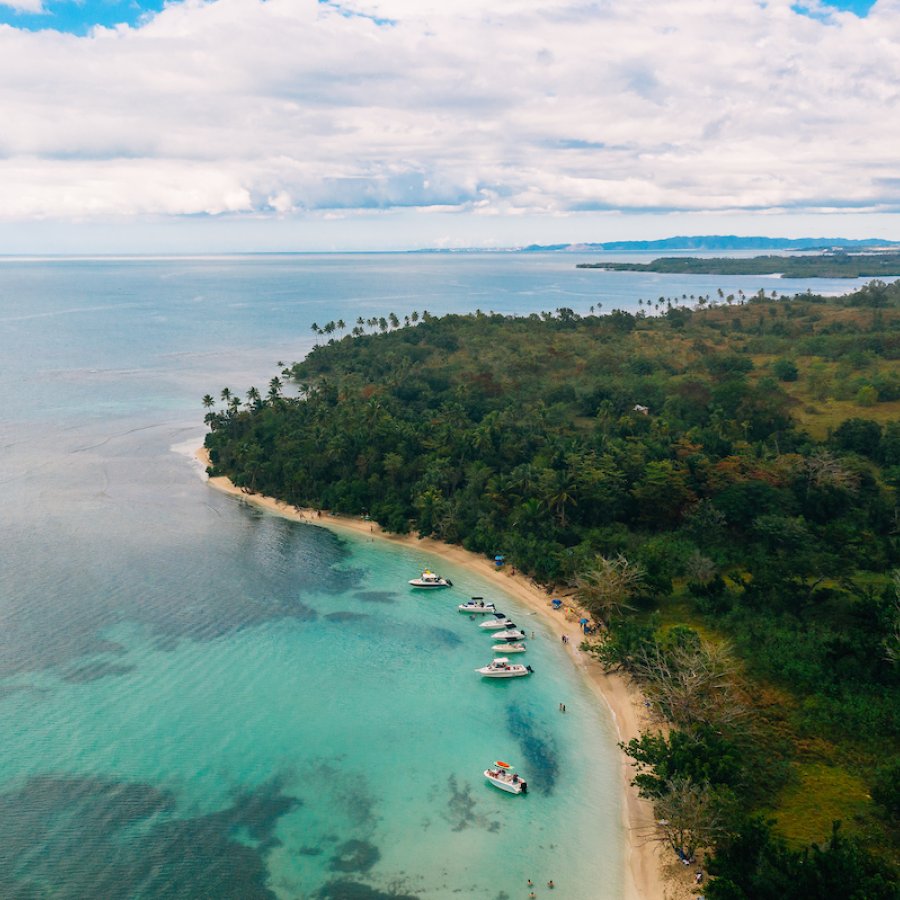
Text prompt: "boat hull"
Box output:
[[492, 643, 526, 653], [476, 666, 531, 677], [492, 630, 526, 641], [484, 771, 526, 793]]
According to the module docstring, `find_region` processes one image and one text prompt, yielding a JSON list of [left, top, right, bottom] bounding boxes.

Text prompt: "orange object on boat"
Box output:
[[495, 760, 511, 768]]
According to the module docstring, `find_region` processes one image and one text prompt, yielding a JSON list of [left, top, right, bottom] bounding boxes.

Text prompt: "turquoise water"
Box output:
[[0, 512, 622, 898], [0, 255, 878, 897]]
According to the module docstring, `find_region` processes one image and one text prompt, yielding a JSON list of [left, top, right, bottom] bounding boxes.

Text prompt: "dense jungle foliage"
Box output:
[[577, 252, 900, 278], [204, 279, 900, 894]]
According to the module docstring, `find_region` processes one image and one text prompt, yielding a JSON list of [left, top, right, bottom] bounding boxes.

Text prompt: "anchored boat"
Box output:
[[476, 657, 533, 678], [408, 570, 452, 589], [492, 628, 526, 642], [484, 761, 528, 794], [478, 613, 516, 630], [492, 641, 526, 653], [458, 597, 497, 614]]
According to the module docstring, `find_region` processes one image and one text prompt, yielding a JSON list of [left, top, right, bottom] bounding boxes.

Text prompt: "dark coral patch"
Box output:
[[316, 879, 419, 899], [325, 612, 369, 623], [328, 838, 381, 873], [505, 703, 558, 794], [0, 775, 300, 899], [62, 661, 136, 683]]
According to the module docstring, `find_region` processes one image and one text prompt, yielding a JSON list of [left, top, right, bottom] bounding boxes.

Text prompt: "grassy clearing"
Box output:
[[770, 761, 873, 848], [790, 396, 900, 441]]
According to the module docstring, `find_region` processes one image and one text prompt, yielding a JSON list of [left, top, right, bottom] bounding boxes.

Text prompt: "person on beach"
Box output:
[[547, 879, 555, 889]]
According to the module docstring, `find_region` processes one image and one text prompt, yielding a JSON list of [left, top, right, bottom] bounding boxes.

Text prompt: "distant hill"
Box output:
[[521, 235, 900, 252]]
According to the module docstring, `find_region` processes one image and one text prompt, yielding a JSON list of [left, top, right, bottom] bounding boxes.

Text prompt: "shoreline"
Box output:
[[196, 448, 678, 900]]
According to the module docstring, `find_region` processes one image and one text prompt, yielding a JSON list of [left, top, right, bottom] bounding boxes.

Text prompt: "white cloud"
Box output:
[[0, 0, 43, 11], [0, 0, 898, 240]]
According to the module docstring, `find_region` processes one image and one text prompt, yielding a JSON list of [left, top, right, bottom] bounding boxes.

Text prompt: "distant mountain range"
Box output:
[[409, 235, 900, 254], [517, 235, 900, 252]]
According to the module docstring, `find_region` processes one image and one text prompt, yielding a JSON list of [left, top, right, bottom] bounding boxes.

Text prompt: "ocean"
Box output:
[[0, 254, 875, 898]]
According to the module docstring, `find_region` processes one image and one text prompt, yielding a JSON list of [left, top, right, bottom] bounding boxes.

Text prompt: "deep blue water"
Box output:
[[0, 254, 878, 898]]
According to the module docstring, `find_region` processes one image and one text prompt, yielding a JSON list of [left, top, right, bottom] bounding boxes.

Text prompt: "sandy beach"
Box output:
[[196, 448, 690, 900]]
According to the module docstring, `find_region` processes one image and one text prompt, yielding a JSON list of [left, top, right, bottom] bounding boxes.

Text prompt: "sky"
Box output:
[[0, 0, 897, 252]]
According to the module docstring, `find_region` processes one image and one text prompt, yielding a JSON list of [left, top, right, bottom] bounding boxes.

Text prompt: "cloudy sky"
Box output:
[[0, 0, 897, 251]]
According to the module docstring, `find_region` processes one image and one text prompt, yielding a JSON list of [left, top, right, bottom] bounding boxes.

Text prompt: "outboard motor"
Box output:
[[521, 780, 528, 794], [526, 665, 534, 673]]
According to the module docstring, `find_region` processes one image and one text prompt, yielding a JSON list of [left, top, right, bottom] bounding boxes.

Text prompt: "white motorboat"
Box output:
[[458, 597, 497, 614], [484, 761, 528, 794], [492, 628, 526, 642], [408, 569, 452, 589], [492, 642, 526, 653], [476, 657, 533, 678], [479, 613, 515, 630]]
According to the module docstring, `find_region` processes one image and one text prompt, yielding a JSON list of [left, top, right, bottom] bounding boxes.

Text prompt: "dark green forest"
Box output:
[[204, 280, 900, 896], [577, 252, 900, 278]]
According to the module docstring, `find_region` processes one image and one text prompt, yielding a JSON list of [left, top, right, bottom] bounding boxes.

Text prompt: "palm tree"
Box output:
[[311, 322, 320, 345], [268, 377, 282, 402], [337, 319, 346, 335], [202, 394, 215, 410], [388, 312, 399, 329], [246, 386, 261, 409], [220, 387, 232, 404], [542, 470, 577, 528]]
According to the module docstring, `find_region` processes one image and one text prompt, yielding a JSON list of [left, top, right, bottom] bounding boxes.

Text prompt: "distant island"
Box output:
[[411, 235, 900, 255], [577, 251, 900, 278], [526, 235, 900, 253]]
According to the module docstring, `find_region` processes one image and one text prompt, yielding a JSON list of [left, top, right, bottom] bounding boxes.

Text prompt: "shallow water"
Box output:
[[0, 254, 876, 897]]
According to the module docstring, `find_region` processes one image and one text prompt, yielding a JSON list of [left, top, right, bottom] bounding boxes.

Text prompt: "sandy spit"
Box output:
[[196, 447, 696, 900]]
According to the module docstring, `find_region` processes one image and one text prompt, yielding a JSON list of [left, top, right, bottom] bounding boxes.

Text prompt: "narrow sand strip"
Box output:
[[196, 448, 679, 900]]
